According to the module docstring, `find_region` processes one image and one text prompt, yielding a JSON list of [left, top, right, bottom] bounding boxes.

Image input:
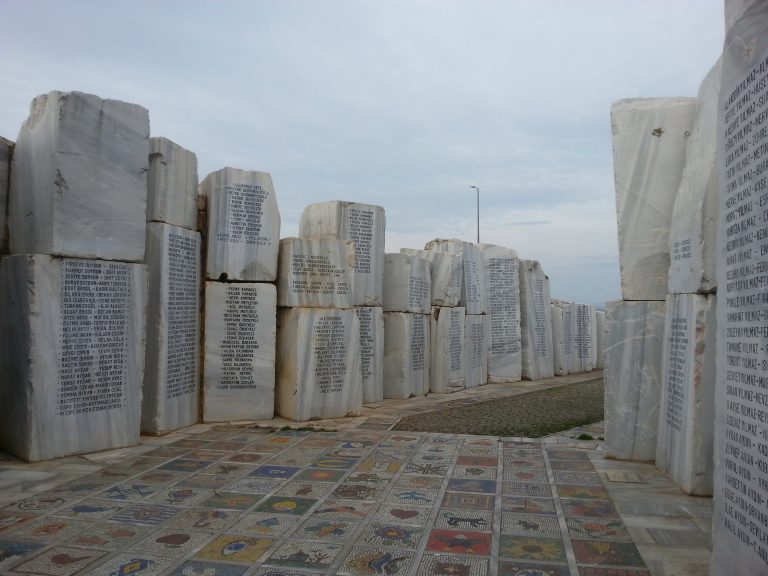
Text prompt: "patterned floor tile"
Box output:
[[134, 470, 188, 486], [502, 496, 557, 515], [576, 567, 650, 576], [206, 441, 250, 452], [369, 449, 411, 463], [311, 499, 373, 520], [355, 460, 402, 475], [557, 485, 610, 500], [10, 545, 106, 575], [170, 438, 211, 449], [504, 469, 549, 483], [566, 518, 632, 542], [229, 512, 298, 537], [337, 546, 415, 575], [434, 508, 493, 531], [452, 465, 497, 479], [501, 513, 561, 537], [332, 483, 386, 501], [143, 446, 192, 458], [198, 462, 255, 479], [571, 540, 646, 567], [158, 459, 213, 473], [65, 522, 153, 549], [7, 516, 89, 542], [394, 475, 444, 491], [503, 482, 552, 497], [110, 503, 180, 526], [550, 460, 595, 471], [49, 478, 113, 497], [503, 458, 546, 470], [0, 539, 45, 571], [249, 465, 301, 480], [292, 517, 357, 542], [446, 478, 496, 494], [311, 456, 360, 470], [274, 481, 334, 498], [499, 535, 566, 562], [176, 473, 235, 489], [195, 534, 274, 563], [504, 448, 544, 459], [359, 523, 424, 549], [225, 478, 281, 494], [268, 453, 323, 467], [255, 496, 316, 515], [265, 540, 342, 570], [561, 499, 619, 519], [345, 471, 393, 486], [376, 503, 432, 526], [185, 449, 225, 461], [223, 453, 269, 464], [59, 498, 127, 519], [99, 482, 158, 501], [168, 559, 249, 575], [293, 468, 346, 483], [202, 492, 263, 511], [403, 462, 449, 476], [441, 492, 495, 510], [166, 508, 242, 531], [0, 512, 34, 534], [498, 561, 571, 576], [455, 455, 497, 467], [387, 488, 439, 506], [416, 553, 489, 576], [426, 528, 492, 555], [411, 454, 453, 465], [3, 494, 75, 514], [148, 486, 213, 506], [554, 471, 602, 485], [129, 527, 213, 557], [546, 449, 591, 461]]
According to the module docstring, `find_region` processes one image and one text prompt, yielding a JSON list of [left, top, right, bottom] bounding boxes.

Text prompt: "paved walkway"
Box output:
[[0, 372, 712, 576]]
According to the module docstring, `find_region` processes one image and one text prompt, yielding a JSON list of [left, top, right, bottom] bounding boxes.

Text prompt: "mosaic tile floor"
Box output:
[[0, 427, 652, 576]]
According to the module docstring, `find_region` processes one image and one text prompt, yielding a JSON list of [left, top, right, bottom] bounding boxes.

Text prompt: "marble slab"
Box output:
[[590, 305, 598, 369], [611, 97, 696, 300], [595, 310, 606, 370], [276, 307, 362, 421], [383, 252, 431, 313], [562, 301, 576, 374], [604, 300, 665, 461], [201, 167, 280, 281], [518, 260, 554, 380], [574, 303, 594, 374], [356, 307, 384, 404], [400, 248, 462, 307], [656, 293, 715, 495], [425, 239, 487, 314], [9, 91, 149, 261], [465, 314, 489, 388], [277, 237, 356, 309], [203, 282, 276, 422], [668, 61, 721, 294], [0, 137, 12, 253], [147, 137, 198, 230], [383, 312, 430, 399], [142, 223, 201, 435], [430, 306, 466, 393], [725, 0, 761, 31], [0, 255, 146, 461], [478, 243, 522, 382], [551, 301, 568, 376], [299, 201, 385, 306]]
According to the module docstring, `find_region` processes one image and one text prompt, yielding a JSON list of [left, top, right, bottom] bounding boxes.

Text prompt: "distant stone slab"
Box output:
[[465, 314, 488, 388], [604, 300, 665, 461], [383, 253, 431, 313], [142, 223, 201, 435], [203, 282, 276, 422], [277, 237, 356, 309], [400, 248, 462, 307], [356, 307, 384, 404], [147, 137, 198, 230], [0, 255, 145, 461], [383, 312, 430, 399], [299, 201, 385, 306], [551, 301, 568, 376], [201, 167, 281, 281], [9, 91, 149, 261], [518, 260, 554, 380], [589, 306, 598, 370], [276, 307, 362, 421], [656, 293, 715, 495], [668, 61, 721, 294], [562, 301, 576, 373], [478, 244, 522, 382], [430, 306, 466, 393], [426, 239, 487, 314], [611, 97, 696, 300], [595, 310, 606, 369], [574, 304, 594, 374], [0, 137, 12, 253]]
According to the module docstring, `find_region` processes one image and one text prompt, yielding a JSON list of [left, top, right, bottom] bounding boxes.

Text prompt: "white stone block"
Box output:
[[725, 0, 761, 31], [383, 253, 431, 313], [277, 237, 356, 309], [562, 302, 576, 374], [203, 282, 276, 422], [430, 306, 466, 393], [299, 201, 385, 306], [611, 97, 696, 300], [356, 307, 384, 404], [400, 248, 462, 307], [276, 307, 362, 421], [383, 312, 430, 399], [551, 302, 568, 376], [574, 304, 594, 373], [142, 223, 201, 434], [147, 137, 198, 230], [465, 314, 488, 388], [595, 310, 606, 370], [9, 91, 149, 261], [518, 260, 554, 380], [478, 243, 522, 382], [656, 293, 715, 495], [426, 239, 487, 314], [0, 255, 146, 461], [0, 137, 12, 253], [201, 167, 280, 281], [590, 306, 598, 370], [668, 62, 721, 294], [604, 300, 665, 461]]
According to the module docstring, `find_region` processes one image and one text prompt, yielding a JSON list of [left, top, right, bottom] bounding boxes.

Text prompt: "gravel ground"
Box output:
[[392, 377, 604, 437]]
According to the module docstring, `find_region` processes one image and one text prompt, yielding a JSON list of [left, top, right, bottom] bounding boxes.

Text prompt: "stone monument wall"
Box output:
[[356, 306, 384, 404], [574, 303, 594, 373], [0, 137, 12, 254], [465, 314, 488, 388], [426, 239, 487, 315], [383, 252, 431, 314], [519, 259, 554, 380], [383, 311, 430, 399], [400, 248, 462, 307], [147, 137, 199, 230], [551, 301, 568, 376], [430, 306, 466, 393], [595, 310, 606, 369]]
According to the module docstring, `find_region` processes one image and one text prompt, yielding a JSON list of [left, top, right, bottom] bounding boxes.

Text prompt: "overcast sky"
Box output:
[[0, 1, 724, 304]]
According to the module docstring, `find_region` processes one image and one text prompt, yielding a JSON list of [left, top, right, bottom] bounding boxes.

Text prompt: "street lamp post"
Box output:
[[469, 185, 479, 243]]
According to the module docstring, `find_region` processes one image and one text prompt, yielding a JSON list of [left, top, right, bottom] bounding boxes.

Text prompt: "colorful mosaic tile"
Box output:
[[411, 453, 453, 465], [107, 456, 167, 473], [434, 508, 493, 531], [294, 467, 346, 483], [426, 528, 492, 555], [207, 441, 249, 451], [566, 518, 632, 542], [99, 482, 157, 501], [169, 560, 249, 575], [498, 561, 571, 576], [369, 449, 411, 463], [403, 462, 449, 476], [143, 446, 192, 458], [110, 503, 180, 526], [193, 430, 236, 441], [499, 535, 566, 562], [546, 449, 591, 461], [387, 488, 439, 506], [170, 439, 211, 449], [502, 497, 557, 515], [395, 475, 444, 491], [195, 534, 273, 563], [550, 459, 595, 471], [4, 494, 74, 513], [225, 477, 281, 494], [360, 523, 424, 549], [504, 448, 544, 459], [417, 553, 490, 576], [576, 567, 650, 576], [11, 545, 106, 575], [345, 472, 392, 486], [557, 485, 610, 500], [455, 455, 497, 467], [149, 486, 213, 506], [223, 453, 268, 464], [265, 540, 342, 569], [355, 459, 402, 474], [50, 478, 112, 496], [201, 492, 262, 511], [230, 512, 299, 537], [333, 483, 386, 501], [269, 453, 323, 467], [0, 539, 45, 570], [158, 459, 213, 473], [275, 481, 333, 498], [135, 470, 187, 486], [452, 465, 498, 479], [503, 458, 546, 469], [504, 469, 549, 483], [375, 503, 432, 526], [441, 492, 495, 510], [198, 462, 254, 479], [166, 508, 241, 531], [66, 522, 152, 549], [8, 516, 89, 542], [571, 540, 646, 567], [501, 513, 561, 537], [311, 499, 373, 520], [175, 473, 234, 489], [129, 528, 213, 557], [337, 546, 415, 575], [312, 456, 359, 470], [503, 482, 552, 497], [446, 478, 496, 494], [293, 517, 357, 542], [249, 465, 301, 480], [255, 496, 316, 515], [561, 499, 619, 519], [0, 512, 34, 534], [554, 471, 602, 485]]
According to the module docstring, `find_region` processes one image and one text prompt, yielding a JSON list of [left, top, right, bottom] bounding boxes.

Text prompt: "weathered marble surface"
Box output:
[[590, 305, 598, 370], [478, 243, 522, 382], [0, 255, 146, 461], [9, 91, 149, 261], [276, 237, 356, 309], [0, 137, 12, 254], [201, 167, 280, 281], [551, 301, 568, 376], [276, 307, 362, 421], [147, 137, 198, 230], [142, 223, 201, 434], [383, 312, 430, 399], [430, 306, 466, 393], [668, 61, 721, 294], [299, 201, 385, 306], [611, 97, 696, 300], [400, 248, 462, 307], [574, 303, 594, 374], [725, 0, 761, 30], [383, 253, 431, 313], [426, 239, 487, 315], [656, 294, 715, 495], [356, 306, 384, 404], [518, 260, 554, 380], [562, 301, 576, 374], [595, 310, 606, 370], [465, 314, 488, 388], [203, 282, 276, 422], [604, 300, 666, 461]]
